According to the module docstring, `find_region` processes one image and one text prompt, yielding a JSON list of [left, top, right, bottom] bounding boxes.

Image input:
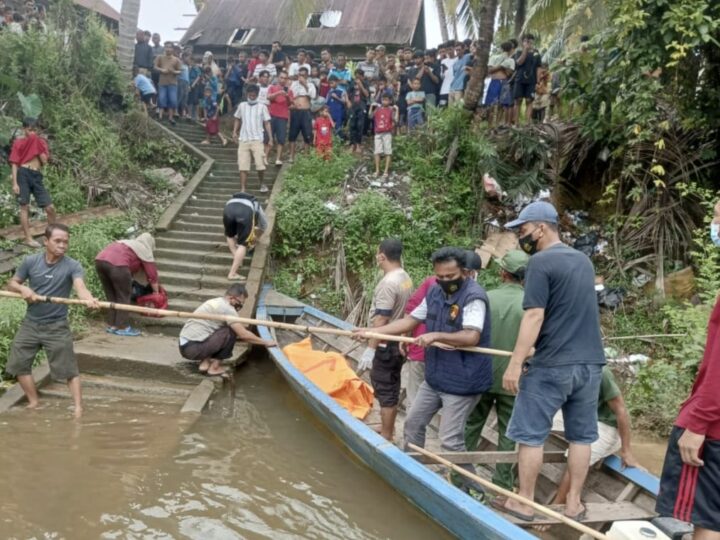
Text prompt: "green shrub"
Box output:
[[274, 192, 335, 257], [0, 300, 28, 382]]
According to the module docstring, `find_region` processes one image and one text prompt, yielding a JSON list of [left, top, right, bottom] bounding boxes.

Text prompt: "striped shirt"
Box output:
[[252, 63, 277, 80], [234, 102, 271, 141]]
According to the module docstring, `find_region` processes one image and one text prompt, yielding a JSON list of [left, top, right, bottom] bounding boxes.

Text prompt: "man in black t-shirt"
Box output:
[[512, 34, 542, 124]]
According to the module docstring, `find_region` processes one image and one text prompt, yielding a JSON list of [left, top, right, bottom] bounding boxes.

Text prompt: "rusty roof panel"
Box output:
[[182, 0, 423, 48]]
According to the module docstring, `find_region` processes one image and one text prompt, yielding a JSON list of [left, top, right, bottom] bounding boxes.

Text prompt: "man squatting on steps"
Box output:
[[178, 283, 275, 376], [6, 224, 100, 417], [223, 192, 268, 281]]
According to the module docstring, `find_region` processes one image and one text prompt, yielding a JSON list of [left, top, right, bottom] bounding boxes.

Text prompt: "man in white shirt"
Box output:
[[178, 283, 275, 376], [439, 46, 458, 107], [232, 84, 273, 193], [288, 49, 312, 78], [355, 247, 492, 496]]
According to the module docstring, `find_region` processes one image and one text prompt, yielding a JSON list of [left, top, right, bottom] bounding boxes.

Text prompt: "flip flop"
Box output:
[[490, 497, 535, 522], [206, 367, 229, 377], [564, 505, 587, 522]]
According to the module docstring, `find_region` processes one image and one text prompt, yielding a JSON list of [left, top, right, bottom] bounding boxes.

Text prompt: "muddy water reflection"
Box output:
[[0, 357, 451, 539]]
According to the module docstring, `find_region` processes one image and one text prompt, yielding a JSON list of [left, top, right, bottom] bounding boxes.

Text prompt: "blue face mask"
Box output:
[[711, 223, 720, 247]]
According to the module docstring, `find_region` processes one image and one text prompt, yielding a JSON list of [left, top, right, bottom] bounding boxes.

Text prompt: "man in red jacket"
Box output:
[[656, 220, 720, 539], [9, 118, 55, 248]]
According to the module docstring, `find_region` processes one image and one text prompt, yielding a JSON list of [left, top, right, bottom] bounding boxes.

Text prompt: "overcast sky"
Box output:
[[106, 0, 444, 47]]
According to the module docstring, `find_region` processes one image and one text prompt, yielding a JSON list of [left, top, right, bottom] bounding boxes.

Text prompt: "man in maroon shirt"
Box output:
[[656, 216, 720, 538], [9, 118, 55, 248]]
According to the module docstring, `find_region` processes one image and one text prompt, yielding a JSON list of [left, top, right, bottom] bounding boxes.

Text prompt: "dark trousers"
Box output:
[[349, 108, 365, 144], [95, 260, 132, 328], [180, 326, 236, 361]]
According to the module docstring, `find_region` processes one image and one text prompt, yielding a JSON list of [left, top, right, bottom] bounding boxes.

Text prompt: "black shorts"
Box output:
[[514, 80, 535, 100], [271, 116, 288, 145], [289, 109, 312, 144], [16, 167, 52, 207], [141, 92, 155, 104], [656, 426, 720, 532], [370, 343, 404, 408], [223, 203, 254, 245]]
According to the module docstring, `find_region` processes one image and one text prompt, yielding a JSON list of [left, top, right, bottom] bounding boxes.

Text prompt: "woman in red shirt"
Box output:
[[95, 233, 160, 336], [313, 105, 335, 160]]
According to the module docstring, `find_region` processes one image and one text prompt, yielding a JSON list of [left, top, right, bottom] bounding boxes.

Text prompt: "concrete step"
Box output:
[[156, 236, 225, 251], [159, 269, 246, 290], [154, 247, 233, 265], [163, 283, 230, 303], [174, 213, 222, 225], [156, 258, 245, 277], [172, 220, 225, 234], [188, 193, 270, 205]]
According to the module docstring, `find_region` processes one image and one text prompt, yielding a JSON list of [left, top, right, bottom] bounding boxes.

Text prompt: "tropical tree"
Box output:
[[462, 0, 500, 111], [117, 0, 141, 74], [434, 0, 451, 43]]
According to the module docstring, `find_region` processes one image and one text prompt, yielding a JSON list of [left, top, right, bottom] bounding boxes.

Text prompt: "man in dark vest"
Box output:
[[355, 247, 492, 496]]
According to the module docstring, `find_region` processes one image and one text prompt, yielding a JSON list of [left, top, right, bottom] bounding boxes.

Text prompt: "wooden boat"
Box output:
[[257, 286, 666, 540]]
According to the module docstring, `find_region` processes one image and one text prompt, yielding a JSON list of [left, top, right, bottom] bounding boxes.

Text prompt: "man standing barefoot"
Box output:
[[9, 117, 55, 248], [6, 224, 99, 418]]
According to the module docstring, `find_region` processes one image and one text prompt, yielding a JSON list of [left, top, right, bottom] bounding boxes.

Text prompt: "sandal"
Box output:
[[564, 504, 587, 522], [114, 326, 142, 337], [490, 497, 535, 522]]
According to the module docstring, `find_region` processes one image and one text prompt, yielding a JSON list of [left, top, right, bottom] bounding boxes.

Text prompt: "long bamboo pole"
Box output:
[[0, 291, 512, 357], [407, 444, 609, 540]]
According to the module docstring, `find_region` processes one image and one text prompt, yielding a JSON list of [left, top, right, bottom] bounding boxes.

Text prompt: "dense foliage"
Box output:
[[0, 1, 200, 229]]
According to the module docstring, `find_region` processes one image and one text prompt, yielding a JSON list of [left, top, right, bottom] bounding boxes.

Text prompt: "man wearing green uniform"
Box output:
[[463, 250, 529, 490]]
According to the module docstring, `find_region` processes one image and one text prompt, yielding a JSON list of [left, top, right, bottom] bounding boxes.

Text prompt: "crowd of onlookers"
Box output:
[[132, 33, 567, 176], [0, 1, 47, 34]]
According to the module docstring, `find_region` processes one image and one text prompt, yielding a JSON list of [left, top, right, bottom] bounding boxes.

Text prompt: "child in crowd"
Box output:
[[326, 75, 350, 138], [187, 56, 203, 121], [533, 63, 551, 123], [369, 93, 398, 177], [405, 77, 426, 130], [348, 69, 369, 154], [313, 105, 335, 160], [309, 65, 321, 93], [202, 66, 219, 101], [200, 86, 228, 146], [133, 68, 156, 115], [318, 68, 330, 98]]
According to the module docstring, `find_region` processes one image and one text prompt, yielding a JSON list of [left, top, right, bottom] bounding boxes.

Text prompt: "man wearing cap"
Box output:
[[495, 201, 605, 522], [461, 250, 530, 491]]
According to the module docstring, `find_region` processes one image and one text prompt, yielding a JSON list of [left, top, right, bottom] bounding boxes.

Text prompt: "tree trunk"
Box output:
[[117, 0, 141, 75], [435, 1, 450, 43], [463, 0, 499, 111], [514, 0, 526, 38]]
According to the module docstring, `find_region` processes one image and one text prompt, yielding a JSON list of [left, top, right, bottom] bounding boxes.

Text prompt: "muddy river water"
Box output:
[[0, 357, 451, 540]]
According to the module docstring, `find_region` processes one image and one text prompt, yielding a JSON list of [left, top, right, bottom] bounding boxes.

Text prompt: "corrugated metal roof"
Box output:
[[181, 0, 423, 48], [73, 0, 120, 22]]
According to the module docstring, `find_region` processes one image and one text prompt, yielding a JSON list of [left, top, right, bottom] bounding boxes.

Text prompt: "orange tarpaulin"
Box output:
[[283, 338, 374, 420]]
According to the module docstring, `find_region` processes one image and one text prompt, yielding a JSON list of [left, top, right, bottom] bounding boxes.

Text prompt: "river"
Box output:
[[0, 356, 451, 539]]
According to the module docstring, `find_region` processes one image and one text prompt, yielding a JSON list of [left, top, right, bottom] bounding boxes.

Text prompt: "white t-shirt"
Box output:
[[289, 80, 317, 99], [410, 298, 486, 332], [179, 297, 237, 344], [288, 62, 312, 77], [258, 84, 270, 105], [440, 57, 458, 95], [234, 101, 271, 141]]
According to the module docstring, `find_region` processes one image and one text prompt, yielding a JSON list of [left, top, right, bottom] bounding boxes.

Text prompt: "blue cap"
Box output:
[[505, 201, 558, 229]]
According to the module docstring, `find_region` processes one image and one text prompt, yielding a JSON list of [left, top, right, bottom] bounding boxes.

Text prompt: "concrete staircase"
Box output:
[[134, 120, 281, 335]]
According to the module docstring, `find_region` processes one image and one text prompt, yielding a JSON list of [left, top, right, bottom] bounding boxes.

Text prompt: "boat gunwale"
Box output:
[[258, 286, 536, 540]]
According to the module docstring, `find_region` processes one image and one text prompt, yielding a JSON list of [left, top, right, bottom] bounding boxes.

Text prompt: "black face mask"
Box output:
[[519, 228, 540, 255], [438, 277, 464, 296]]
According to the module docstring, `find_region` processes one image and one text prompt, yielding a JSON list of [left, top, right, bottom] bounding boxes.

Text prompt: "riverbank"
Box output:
[[269, 112, 714, 440]]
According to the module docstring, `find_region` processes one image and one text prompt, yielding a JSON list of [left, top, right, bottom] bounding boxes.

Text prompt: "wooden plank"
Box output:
[[409, 450, 567, 465], [502, 501, 656, 526], [0, 206, 123, 241], [180, 379, 215, 414], [0, 363, 51, 413]]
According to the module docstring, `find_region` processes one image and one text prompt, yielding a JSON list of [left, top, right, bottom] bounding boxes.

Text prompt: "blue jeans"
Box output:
[[506, 363, 603, 446], [407, 107, 424, 129], [158, 84, 178, 110]]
